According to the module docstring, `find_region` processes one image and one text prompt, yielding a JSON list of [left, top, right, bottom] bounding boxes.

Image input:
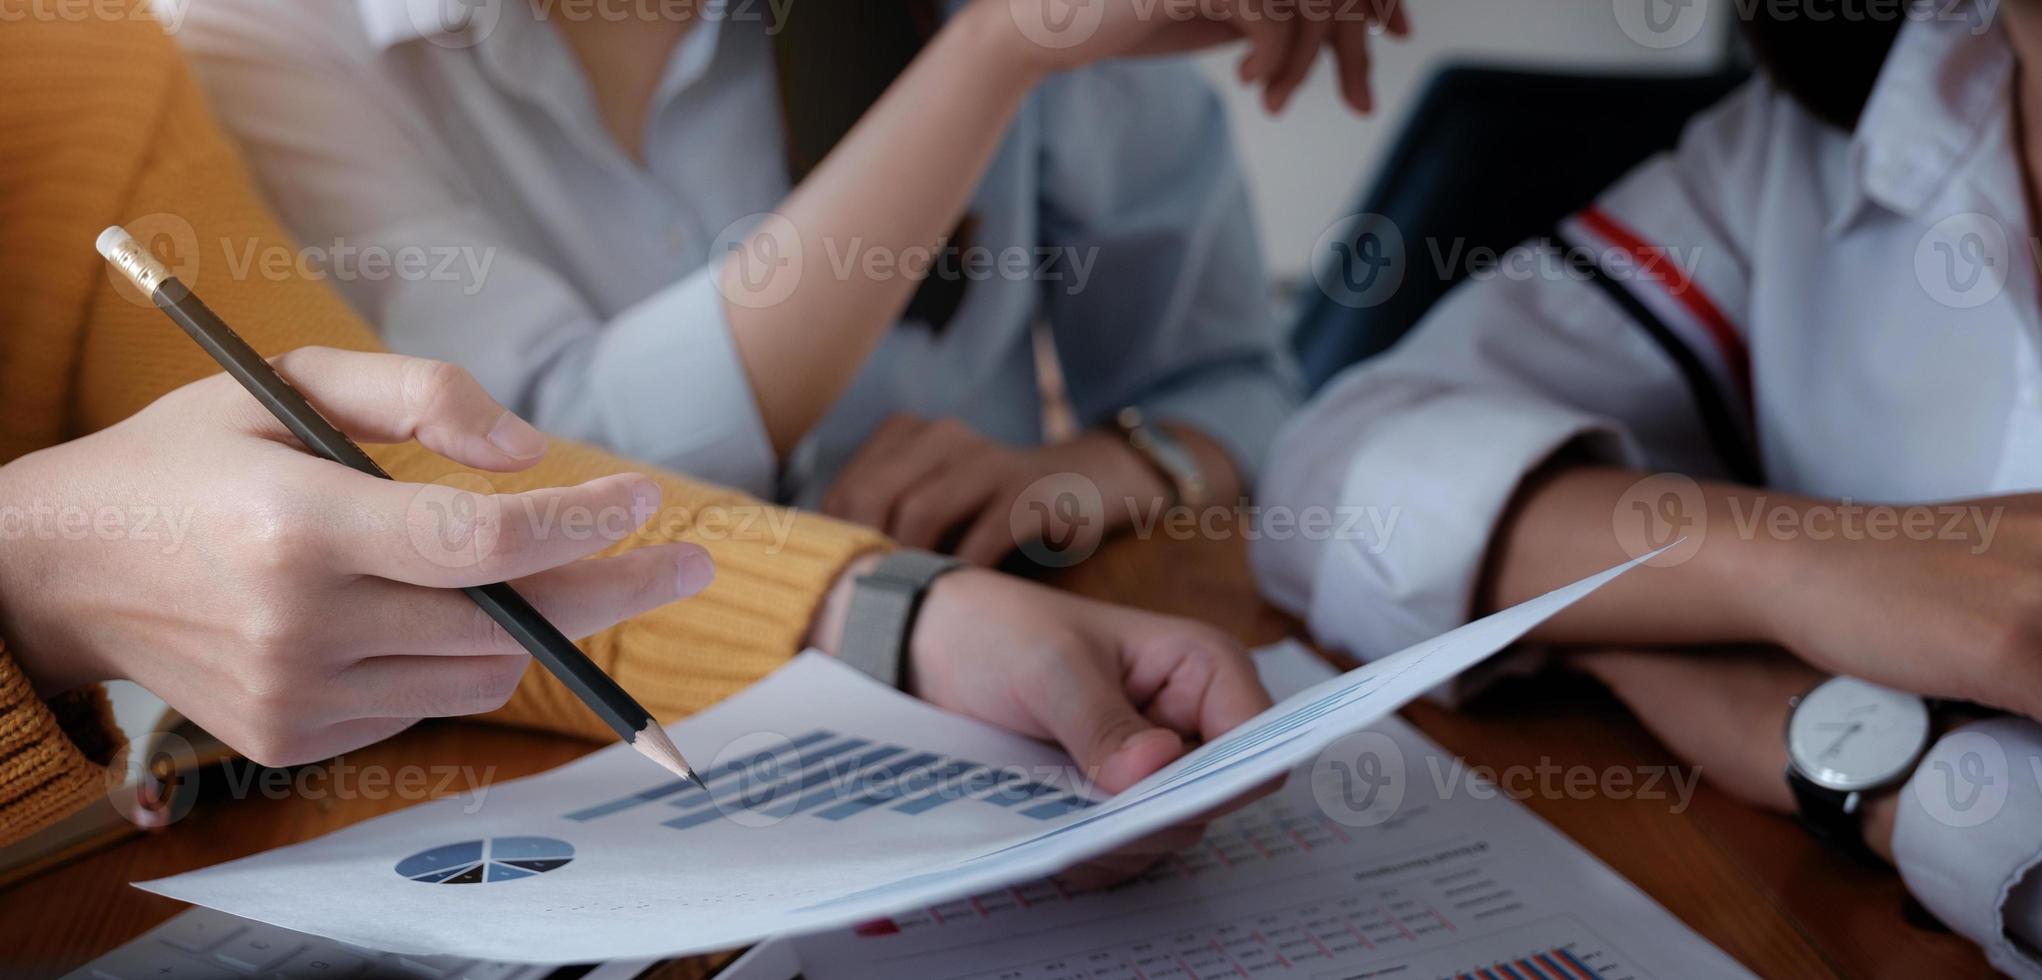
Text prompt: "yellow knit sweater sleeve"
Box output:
[[0, 14, 887, 845], [0, 643, 122, 848]]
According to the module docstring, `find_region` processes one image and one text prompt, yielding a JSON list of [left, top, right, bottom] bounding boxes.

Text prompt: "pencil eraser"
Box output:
[[95, 226, 134, 262]]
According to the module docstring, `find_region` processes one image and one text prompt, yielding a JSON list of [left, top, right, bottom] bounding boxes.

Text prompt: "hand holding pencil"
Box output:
[[62, 227, 707, 780]]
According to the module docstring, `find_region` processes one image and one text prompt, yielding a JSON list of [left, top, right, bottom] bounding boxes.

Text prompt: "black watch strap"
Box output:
[[837, 549, 966, 690], [1786, 767, 1882, 865]]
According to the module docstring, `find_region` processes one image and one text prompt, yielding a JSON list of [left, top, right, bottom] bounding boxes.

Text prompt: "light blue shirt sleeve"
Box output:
[[335, 216, 780, 500], [1033, 60, 1301, 488], [162, 4, 782, 500], [528, 266, 780, 500]]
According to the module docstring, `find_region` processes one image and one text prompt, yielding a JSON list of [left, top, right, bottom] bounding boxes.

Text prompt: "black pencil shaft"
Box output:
[[157, 281, 389, 477], [151, 278, 652, 741]]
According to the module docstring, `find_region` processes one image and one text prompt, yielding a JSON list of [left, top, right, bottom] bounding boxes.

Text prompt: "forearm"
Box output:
[[1569, 646, 1895, 859], [1582, 646, 2042, 976], [725, 4, 1042, 453], [1480, 465, 1792, 648]]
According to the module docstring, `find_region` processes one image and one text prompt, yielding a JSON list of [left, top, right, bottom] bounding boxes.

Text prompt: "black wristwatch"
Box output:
[[1783, 676, 1933, 862]]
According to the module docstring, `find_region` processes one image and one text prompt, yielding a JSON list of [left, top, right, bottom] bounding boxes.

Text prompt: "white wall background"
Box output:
[[1190, 0, 1733, 280]]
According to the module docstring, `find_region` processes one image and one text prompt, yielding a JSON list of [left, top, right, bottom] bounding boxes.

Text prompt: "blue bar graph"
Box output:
[[984, 781, 1061, 808], [1018, 795, 1093, 820], [758, 751, 941, 820], [1556, 949, 1596, 976], [663, 745, 905, 830], [890, 766, 992, 815], [1453, 948, 1600, 980], [673, 736, 879, 810], [566, 728, 1096, 830], [816, 758, 975, 821], [565, 728, 836, 822]]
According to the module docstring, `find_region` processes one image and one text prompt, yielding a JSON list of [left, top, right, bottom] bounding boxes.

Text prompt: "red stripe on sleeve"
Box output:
[[1577, 205, 1751, 402]]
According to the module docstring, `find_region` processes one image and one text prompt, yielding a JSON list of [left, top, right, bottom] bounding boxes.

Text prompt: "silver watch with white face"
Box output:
[[1784, 676, 1932, 855], [1787, 676, 1932, 792]]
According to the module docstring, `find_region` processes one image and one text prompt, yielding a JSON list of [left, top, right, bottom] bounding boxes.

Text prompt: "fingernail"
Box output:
[[1120, 728, 1180, 754], [487, 411, 547, 460], [630, 478, 662, 518], [675, 545, 716, 594]]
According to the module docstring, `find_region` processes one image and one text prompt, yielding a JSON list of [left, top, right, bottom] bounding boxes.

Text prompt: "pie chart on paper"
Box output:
[[394, 836, 575, 884]]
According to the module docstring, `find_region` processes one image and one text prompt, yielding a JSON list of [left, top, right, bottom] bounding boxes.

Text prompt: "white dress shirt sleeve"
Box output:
[[1034, 60, 1302, 486], [1251, 79, 1780, 695], [1254, 71, 2042, 971], [172, 8, 779, 497], [1895, 716, 2042, 978]]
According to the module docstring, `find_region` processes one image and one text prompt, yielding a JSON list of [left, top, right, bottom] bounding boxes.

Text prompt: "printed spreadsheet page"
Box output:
[[790, 642, 1752, 980]]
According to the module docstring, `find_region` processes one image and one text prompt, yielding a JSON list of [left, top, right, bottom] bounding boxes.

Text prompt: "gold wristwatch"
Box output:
[[1114, 407, 1209, 508]]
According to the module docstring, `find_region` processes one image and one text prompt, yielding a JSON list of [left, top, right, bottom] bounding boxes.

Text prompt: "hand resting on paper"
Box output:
[[811, 560, 1280, 883]]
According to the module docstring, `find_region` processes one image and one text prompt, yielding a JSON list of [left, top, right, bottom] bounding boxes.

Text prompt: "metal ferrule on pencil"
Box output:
[[97, 226, 172, 295]]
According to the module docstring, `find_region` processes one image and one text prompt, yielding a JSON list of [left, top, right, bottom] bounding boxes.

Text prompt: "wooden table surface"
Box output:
[[0, 533, 1994, 978]]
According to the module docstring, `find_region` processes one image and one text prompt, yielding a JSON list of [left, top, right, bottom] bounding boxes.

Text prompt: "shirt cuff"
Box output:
[[1138, 366, 1299, 492], [1894, 716, 2042, 978], [1299, 392, 1636, 705], [580, 268, 779, 499]]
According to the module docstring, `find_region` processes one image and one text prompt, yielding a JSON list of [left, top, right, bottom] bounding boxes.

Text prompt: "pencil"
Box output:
[[97, 226, 701, 787]]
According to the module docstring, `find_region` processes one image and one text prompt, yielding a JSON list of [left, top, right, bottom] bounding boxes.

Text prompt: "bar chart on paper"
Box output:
[[565, 728, 1096, 829], [1355, 918, 1646, 980], [791, 646, 1753, 980]]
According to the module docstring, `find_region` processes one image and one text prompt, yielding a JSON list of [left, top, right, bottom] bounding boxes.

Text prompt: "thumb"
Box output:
[[1039, 665, 1186, 795]]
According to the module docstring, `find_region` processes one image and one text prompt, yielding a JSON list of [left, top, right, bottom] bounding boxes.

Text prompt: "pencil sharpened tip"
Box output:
[[630, 721, 699, 786]]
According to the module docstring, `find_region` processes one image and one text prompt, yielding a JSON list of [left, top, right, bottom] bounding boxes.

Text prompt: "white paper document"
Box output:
[[790, 642, 1753, 980], [138, 556, 1648, 963]]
